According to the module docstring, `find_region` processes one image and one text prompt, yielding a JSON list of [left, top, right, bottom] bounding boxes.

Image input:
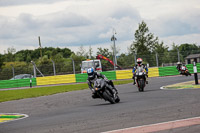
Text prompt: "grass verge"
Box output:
[[0, 79, 133, 103], [162, 80, 200, 90]]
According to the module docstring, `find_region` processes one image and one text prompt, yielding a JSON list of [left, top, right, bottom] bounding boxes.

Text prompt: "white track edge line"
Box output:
[[102, 116, 200, 133]]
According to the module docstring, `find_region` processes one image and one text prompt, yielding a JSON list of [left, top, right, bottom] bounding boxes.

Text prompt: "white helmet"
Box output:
[[177, 62, 182, 65], [137, 58, 143, 64]]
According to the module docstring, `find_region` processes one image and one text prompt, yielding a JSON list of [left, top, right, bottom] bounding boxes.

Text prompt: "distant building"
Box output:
[[185, 54, 200, 64]]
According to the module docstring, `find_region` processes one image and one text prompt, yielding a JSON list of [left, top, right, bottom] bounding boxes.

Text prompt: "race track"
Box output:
[[0, 75, 200, 133]]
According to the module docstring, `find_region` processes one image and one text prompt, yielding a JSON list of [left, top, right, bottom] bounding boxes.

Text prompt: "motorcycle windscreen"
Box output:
[[94, 79, 106, 90], [136, 67, 145, 76]]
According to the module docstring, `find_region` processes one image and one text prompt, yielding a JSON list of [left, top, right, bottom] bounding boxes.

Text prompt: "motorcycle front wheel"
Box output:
[[138, 79, 145, 92], [115, 94, 120, 103]]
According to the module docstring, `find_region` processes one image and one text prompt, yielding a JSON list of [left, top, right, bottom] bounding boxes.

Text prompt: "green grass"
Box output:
[[113, 79, 133, 85], [0, 79, 133, 103], [163, 80, 200, 90]]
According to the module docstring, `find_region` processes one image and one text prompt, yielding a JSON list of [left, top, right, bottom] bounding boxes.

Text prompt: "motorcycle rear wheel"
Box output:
[[103, 90, 116, 104]]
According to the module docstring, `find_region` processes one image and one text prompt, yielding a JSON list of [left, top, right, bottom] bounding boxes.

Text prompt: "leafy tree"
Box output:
[[168, 43, 200, 64], [0, 61, 31, 80], [70, 53, 86, 72], [153, 42, 169, 66], [4, 47, 16, 62], [62, 48, 74, 58], [96, 47, 113, 70], [129, 21, 169, 66], [129, 21, 159, 55], [77, 45, 87, 57], [7, 47, 16, 54], [0, 54, 4, 68], [15, 52, 25, 62], [88, 45, 93, 59], [31, 48, 41, 60], [15, 49, 33, 62], [96, 48, 112, 58], [117, 53, 134, 69], [179, 43, 200, 59], [168, 43, 179, 63]]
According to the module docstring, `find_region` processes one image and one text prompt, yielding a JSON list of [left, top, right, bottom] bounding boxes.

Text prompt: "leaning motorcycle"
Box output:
[[180, 66, 191, 76], [135, 66, 146, 92], [93, 79, 120, 104]]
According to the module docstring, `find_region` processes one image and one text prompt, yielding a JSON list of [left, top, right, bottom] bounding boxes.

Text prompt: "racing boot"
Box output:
[[92, 93, 100, 99], [133, 80, 136, 85]]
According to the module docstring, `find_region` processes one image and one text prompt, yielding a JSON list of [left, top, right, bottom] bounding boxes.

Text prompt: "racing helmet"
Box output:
[[87, 68, 95, 79], [137, 58, 143, 65]]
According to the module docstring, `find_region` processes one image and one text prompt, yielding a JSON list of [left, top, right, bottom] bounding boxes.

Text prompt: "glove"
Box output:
[[104, 78, 109, 82], [91, 88, 95, 93]]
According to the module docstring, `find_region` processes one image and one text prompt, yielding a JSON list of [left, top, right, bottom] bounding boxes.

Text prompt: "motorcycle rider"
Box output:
[[132, 58, 148, 85], [87, 67, 118, 99], [180, 64, 191, 76]]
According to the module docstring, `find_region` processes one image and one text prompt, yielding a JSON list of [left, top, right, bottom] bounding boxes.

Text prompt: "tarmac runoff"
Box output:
[[160, 80, 200, 90], [0, 113, 28, 124]]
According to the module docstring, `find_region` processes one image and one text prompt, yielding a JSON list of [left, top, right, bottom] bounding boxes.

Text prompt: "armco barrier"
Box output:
[[75, 73, 88, 83], [0, 64, 199, 89], [0, 78, 36, 89], [101, 71, 116, 80], [148, 67, 159, 77], [75, 71, 116, 83], [116, 70, 132, 80], [36, 74, 76, 86], [186, 63, 200, 74], [158, 66, 179, 76], [116, 67, 159, 80], [186, 64, 194, 74], [158, 63, 200, 77]]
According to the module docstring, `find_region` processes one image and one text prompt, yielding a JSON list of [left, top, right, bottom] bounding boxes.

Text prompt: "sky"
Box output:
[[0, 0, 200, 55]]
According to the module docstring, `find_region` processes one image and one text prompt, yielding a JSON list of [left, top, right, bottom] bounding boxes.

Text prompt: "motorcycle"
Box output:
[[180, 66, 191, 76], [93, 78, 120, 104], [135, 66, 146, 92]]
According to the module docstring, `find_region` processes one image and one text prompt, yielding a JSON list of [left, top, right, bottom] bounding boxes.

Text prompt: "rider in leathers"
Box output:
[[87, 67, 118, 99], [132, 58, 148, 85]]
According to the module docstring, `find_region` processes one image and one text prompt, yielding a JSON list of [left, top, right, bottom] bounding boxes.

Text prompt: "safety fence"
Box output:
[[0, 78, 37, 89], [0, 64, 199, 89]]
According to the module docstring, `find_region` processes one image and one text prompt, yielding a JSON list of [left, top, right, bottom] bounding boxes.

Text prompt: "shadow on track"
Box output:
[[121, 89, 160, 94], [91, 101, 125, 106], [140, 89, 161, 92]]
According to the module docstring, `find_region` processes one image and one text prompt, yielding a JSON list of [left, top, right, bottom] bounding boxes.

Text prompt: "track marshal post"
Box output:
[[193, 61, 198, 85]]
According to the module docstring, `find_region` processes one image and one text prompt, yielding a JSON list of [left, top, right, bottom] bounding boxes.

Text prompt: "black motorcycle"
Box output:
[[93, 79, 120, 104], [135, 67, 146, 92]]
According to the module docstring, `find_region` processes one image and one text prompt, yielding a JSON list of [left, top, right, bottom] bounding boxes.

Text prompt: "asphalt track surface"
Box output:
[[0, 75, 200, 133]]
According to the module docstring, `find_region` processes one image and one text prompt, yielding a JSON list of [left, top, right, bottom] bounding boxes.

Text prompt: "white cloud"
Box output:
[[160, 34, 200, 49], [66, 39, 133, 56], [147, 7, 200, 37], [0, 0, 200, 55]]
